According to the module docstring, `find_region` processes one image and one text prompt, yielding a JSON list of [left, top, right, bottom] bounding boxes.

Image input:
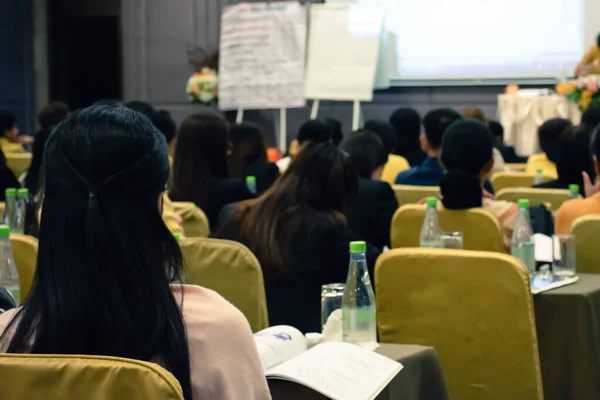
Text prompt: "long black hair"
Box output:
[[0, 106, 193, 399], [440, 120, 494, 210]]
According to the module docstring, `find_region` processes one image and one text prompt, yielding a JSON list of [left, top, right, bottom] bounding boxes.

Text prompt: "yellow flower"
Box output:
[[556, 83, 576, 95], [582, 89, 594, 100], [580, 96, 592, 109]]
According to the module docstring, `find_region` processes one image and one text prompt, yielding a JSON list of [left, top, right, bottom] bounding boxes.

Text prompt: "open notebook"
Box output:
[[254, 326, 403, 400]]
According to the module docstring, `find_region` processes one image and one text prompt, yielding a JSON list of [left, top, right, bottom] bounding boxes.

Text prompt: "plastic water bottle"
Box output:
[[533, 169, 545, 185], [420, 197, 443, 248], [0, 225, 20, 305], [342, 241, 377, 345], [568, 184, 579, 199], [246, 176, 257, 195], [13, 188, 29, 234], [1, 188, 17, 228], [511, 199, 535, 275]]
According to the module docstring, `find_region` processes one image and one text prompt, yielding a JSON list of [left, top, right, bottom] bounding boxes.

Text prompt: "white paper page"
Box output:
[[531, 276, 579, 295], [254, 326, 307, 372], [267, 342, 402, 400], [218, 2, 307, 110], [304, 4, 383, 101], [533, 233, 552, 263]]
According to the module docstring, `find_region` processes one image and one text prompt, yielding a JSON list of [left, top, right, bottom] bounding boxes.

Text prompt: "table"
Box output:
[[534, 273, 600, 400], [268, 343, 449, 400], [497, 94, 580, 156]]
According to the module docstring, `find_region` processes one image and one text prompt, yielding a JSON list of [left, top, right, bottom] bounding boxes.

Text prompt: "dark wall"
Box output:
[[0, 0, 35, 135], [121, 0, 508, 146]]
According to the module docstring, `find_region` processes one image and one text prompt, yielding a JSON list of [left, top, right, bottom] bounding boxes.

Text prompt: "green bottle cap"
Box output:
[[246, 176, 256, 184], [0, 225, 10, 238], [173, 233, 181, 243], [536, 169, 543, 173], [5, 188, 16, 196], [569, 184, 579, 192], [426, 197, 437, 207], [517, 199, 530, 208], [349, 241, 367, 253], [17, 188, 28, 196]]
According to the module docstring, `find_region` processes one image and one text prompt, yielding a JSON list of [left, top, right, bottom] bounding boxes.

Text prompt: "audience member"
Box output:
[[276, 120, 332, 173], [395, 108, 462, 186], [526, 118, 572, 178], [389, 108, 427, 167], [555, 124, 600, 234], [153, 110, 178, 156], [489, 120, 527, 163], [0, 106, 270, 400], [341, 131, 398, 249], [363, 119, 410, 184], [0, 111, 31, 154], [25, 102, 70, 196], [534, 125, 594, 196], [325, 118, 344, 147], [440, 120, 517, 248], [229, 122, 279, 195], [169, 110, 253, 229], [216, 143, 380, 333], [581, 108, 600, 131], [460, 107, 506, 173], [0, 150, 20, 201]]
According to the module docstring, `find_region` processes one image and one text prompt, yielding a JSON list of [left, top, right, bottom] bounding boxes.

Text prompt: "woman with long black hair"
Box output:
[[0, 106, 270, 400]]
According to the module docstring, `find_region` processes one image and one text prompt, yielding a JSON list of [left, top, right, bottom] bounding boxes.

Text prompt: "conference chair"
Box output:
[[392, 185, 440, 208], [496, 187, 570, 211], [391, 204, 504, 252], [376, 248, 543, 400], [505, 163, 527, 172], [571, 215, 600, 274], [490, 171, 553, 192], [5, 153, 32, 178], [381, 155, 410, 185], [10, 234, 37, 303], [180, 237, 268, 332], [172, 201, 210, 238], [0, 354, 184, 400]]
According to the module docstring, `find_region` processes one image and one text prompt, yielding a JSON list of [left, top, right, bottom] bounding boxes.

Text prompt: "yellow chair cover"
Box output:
[[171, 202, 210, 238], [490, 171, 553, 193], [381, 155, 410, 185], [180, 237, 268, 332], [0, 354, 183, 400], [496, 187, 570, 211], [571, 215, 600, 273], [392, 185, 440, 208], [376, 248, 543, 400], [391, 204, 504, 252], [505, 163, 527, 172], [10, 234, 37, 303], [5, 153, 32, 178]]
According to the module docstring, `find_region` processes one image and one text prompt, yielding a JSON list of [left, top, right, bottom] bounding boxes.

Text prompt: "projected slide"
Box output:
[[381, 0, 587, 81]]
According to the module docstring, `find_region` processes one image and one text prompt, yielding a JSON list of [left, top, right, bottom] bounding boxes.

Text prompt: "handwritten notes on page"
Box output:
[[266, 341, 402, 400], [219, 2, 307, 110], [254, 326, 307, 372]]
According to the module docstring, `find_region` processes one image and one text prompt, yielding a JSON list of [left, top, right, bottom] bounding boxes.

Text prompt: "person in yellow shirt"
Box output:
[[0, 111, 32, 154], [526, 118, 572, 178], [555, 124, 600, 234], [363, 119, 410, 184], [575, 33, 600, 77], [162, 194, 184, 236]]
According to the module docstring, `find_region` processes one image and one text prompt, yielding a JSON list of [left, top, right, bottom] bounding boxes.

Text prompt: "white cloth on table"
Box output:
[[497, 94, 581, 156]]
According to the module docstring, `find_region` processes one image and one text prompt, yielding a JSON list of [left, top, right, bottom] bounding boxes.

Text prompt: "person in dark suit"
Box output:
[[581, 108, 600, 131], [533, 124, 594, 197], [340, 131, 398, 249], [169, 110, 253, 229], [389, 108, 427, 166], [215, 143, 380, 333], [229, 122, 279, 195], [489, 120, 527, 163]]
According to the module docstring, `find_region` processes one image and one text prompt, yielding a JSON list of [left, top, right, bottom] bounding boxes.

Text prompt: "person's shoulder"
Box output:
[[394, 166, 419, 184]]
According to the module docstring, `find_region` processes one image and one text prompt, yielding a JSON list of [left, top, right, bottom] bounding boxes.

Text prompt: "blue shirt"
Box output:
[[394, 157, 443, 186]]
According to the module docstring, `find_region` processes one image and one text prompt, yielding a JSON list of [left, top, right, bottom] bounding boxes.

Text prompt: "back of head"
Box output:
[[297, 120, 332, 145], [38, 101, 69, 131], [488, 120, 504, 143], [422, 108, 463, 150], [389, 108, 421, 153], [538, 118, 573, 162], [153, 110, 177, 144], [440, 120, 494, 209], [363, 119, 398, 154], [2, 106, 193, 398], [233, 143, 357, 274], [228, 122, 267, 178], [0, 111, 16, 134], [170, 110, 230, 210], [125, 100, 156, 120], [555, 124, 595, 186], [461, 107, 487, 123], [340, 130, 387, 179], [582, 108, 600, 131], [324, 118, 343, 147]]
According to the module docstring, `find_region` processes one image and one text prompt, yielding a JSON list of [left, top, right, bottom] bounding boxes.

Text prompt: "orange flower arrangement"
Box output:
[[556, 76, 600, 111]]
